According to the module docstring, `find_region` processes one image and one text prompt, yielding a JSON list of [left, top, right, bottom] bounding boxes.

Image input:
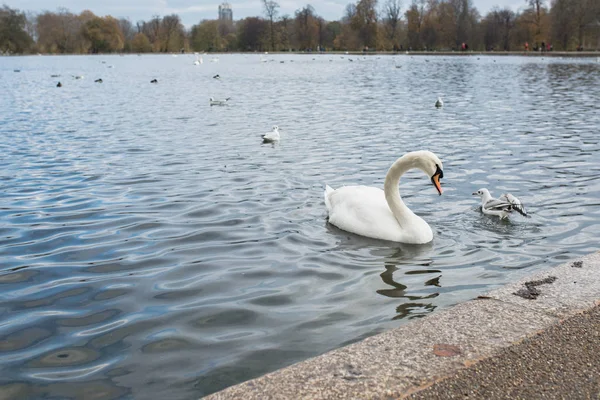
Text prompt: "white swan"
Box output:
[[324, 151, 444, 244], [262, 126, 280, 142], [435, 97, 443, 108], [473, 188, 528, 219]]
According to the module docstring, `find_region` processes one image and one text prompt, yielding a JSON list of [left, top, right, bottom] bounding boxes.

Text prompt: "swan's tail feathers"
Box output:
[[324, 185, 334, 213]]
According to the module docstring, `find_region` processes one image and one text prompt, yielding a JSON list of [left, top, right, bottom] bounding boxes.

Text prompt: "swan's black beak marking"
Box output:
[[431, 165, 443, 195]]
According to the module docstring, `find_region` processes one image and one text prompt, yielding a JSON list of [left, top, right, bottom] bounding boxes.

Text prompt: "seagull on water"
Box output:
[[262, 125, 280, 143], [473, 188, 528, 219], [209, 97, 230, 106], [435, 97, 443, 108]]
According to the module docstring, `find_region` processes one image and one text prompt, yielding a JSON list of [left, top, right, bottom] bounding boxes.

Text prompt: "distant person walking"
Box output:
[[525, 42, 529, 51]]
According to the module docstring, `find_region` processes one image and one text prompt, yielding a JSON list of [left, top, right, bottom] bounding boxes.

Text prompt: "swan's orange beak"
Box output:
[[431, 165, 443, 195]]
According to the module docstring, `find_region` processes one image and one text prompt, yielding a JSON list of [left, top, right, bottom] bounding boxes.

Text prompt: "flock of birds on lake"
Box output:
[[15, 52, 537, 244]]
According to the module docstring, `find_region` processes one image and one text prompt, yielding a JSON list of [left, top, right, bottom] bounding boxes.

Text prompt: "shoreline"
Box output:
[[3, 51, 599, 58], [206, 251, 600, 399]]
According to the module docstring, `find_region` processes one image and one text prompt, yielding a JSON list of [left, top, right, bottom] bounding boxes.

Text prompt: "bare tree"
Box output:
[[344, 3, 357, 22], [118, 18, 135, 44], [405, 0, 426, 49], [526, 0, 545, 41], [160, 14, 184, 52], [24, 11, 37, 42], [483, 7, 515, 50], [383, 0, 402, 43], [278, 14, 292, 50], [294, 5, 319, 50], [262, 0, 280, 50], [237, 17, 268, 51], [351, 0, 379, 49]]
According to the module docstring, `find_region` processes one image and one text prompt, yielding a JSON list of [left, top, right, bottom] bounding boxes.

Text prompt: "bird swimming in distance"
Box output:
[[435, 97, 443, 108], [213, 74, 220, 80], [472, 188, 528, 219], [209, 97, 230, 106], [324, 151, 444, 244], [150, 79, 158, 83], [51, 74, 60, 77], [56, 82, 62, 87], [72, 75, 84, 79], [262, 125, 280, 143], [95, 78, 103, 83]]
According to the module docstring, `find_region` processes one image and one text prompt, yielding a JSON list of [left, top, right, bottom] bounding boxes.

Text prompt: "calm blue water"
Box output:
[[1, 54, 599, 399]]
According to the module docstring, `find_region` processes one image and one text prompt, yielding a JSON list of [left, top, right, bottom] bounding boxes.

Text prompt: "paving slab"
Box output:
[[485, 251, 600, 318], [205, 252, 600, 399]]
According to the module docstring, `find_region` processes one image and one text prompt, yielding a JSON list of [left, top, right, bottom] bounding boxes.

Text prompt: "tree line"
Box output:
[[1, 0, 599, 55]]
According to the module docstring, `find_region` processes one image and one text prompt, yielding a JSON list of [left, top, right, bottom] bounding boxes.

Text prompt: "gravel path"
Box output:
[[409, 306, 600, 399]]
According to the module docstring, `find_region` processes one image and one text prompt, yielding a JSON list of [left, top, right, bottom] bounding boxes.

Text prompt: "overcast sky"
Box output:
[[8, 0, 529, 27]]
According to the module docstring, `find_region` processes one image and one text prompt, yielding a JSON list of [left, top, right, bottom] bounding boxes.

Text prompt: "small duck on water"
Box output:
[[435, 97, 444, 108]]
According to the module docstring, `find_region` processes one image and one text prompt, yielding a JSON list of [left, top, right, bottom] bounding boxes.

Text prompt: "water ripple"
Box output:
[[1, 54, 599, 399]]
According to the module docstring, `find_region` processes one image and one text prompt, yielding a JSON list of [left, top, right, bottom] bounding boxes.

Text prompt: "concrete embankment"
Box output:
[[206, 252, 600, 399]]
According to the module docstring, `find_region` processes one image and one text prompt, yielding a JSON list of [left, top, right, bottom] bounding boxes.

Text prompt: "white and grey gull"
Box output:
[[209, 97, 230, 106], [262, 125, 280, 143], [473, 188, 528, 219]]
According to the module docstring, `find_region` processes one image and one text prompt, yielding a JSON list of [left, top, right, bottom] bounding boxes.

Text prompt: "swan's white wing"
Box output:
[[325, 185, 411, 242], [324, 185, 334, 212]]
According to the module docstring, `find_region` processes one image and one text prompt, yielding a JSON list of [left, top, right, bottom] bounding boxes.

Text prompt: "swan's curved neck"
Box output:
[[384, 156, 418, 226]]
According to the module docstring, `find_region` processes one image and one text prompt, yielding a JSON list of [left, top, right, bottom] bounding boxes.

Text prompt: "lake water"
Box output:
[[1, 53, 599, 399]]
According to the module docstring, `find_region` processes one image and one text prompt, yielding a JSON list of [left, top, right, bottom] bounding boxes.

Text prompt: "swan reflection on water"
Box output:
[[377, 248, 441, 320], [325, 226, 441, 320]]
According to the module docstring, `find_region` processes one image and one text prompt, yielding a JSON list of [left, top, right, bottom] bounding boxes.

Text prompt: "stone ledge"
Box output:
[[205, 252, 600, 399]]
